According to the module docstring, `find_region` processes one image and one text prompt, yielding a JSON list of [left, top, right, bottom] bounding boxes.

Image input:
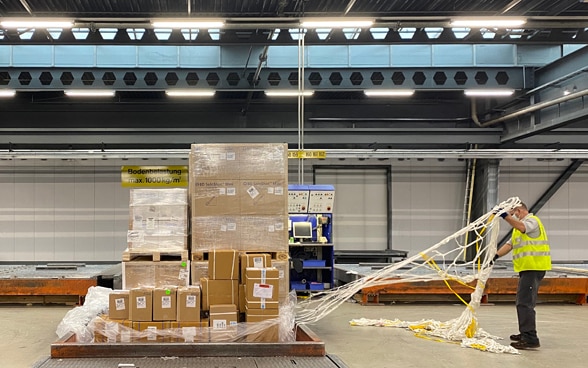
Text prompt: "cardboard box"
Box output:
[[245, 307, 280, 342], [93, 315, 127, 343], [238, 284, 246, 313], [245, 268, 280, 308], [108, 290, 130, 320], [129, 288, 153, 322], [209, 304, 239, 342], [191, 216, 240, 251], [123, 260, 190, 289], [239, 215, 288, 252], [200, 278, 238, 311], [177, 286, 201, 322], [191, 261, 208, 284], [132, 321, 169, 342], [208, 249, 239, 280], [238, 179, 287, 215], [190, 144, 241, 179], [129, 204, 188, 235], [239, 253, 272, 283], [169, 321, 209, 342], [190, 179, 240, 216], [153, 287, 177, 321], [270, 260, 290, 298]]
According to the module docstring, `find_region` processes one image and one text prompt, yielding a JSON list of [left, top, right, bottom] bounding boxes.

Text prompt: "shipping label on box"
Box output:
[[239, 179, 287, 215], [239, 253, 272, 282], [177, 286, 201, 322], [245, 267, 280, 309]]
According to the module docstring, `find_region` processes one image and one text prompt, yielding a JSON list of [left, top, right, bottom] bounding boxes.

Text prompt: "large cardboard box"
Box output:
[[209, 304, 239, 342], [129, 204, 188, 235], [190, 179, 240, 216], [200, 278, 238, 311], [123, 260, 190, 289], [239, 215, 288, 252], [208, 249, 239, 280], [245, 307, 280, 342], [190, 144, 241, 180], [108, 290, 130, 320], [177, 286, 201, 322], [238, 179, 287, 215], [153, 287, 177, 321], [245, 267, 280, 309], [129, 288, 153, 321], [191, 216, 240, 251], [239, 253, 271, 283]]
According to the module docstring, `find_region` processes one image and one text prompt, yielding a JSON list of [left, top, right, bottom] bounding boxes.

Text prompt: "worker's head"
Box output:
[[512, 202, 529, 219]]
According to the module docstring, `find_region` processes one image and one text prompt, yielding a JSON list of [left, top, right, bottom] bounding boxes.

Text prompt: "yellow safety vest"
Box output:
[[510, 215, 551, 273]]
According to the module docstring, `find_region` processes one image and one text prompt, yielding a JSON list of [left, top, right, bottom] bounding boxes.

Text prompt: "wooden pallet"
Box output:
[[191, 250, 289, 262], [122, 248, 189, 262]]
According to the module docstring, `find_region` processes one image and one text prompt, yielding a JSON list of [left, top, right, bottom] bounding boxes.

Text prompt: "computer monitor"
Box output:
[[292, 221, 313, 239]]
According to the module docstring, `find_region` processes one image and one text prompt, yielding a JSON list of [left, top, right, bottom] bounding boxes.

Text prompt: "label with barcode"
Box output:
[[115, 298, 126, 311]]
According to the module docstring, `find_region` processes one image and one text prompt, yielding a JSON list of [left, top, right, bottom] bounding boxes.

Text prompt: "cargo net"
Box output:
[[295, 197, 522, 354]]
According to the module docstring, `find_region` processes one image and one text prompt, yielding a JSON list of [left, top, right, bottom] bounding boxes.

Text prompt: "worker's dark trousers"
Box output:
[[516, 270, 546, 344]]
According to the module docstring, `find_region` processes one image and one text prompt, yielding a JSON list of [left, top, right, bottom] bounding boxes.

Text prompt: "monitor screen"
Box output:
[[293, 221, 313, 239]]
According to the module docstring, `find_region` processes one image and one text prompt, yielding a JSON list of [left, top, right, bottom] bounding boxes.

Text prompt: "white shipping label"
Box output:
[[253, 283, 274, 299], [275, 186, 284, 195], [219, 188, 226, 195], [268, 225, 275, 232], [226, 152, 236, 160], [186, 295, 197, 308], [267, 187, 274, 194], [213, 320, 227, 330], [279, 270, 285, 279], [120, 330, 131, 343], [179, 268, 189, 281], [230, 321, 238, 326], [221, 225, 227, 232], [227, 222, 237, 231], [161, 296, 172, 309], [146, 217, 156, 230], [247, 186, 260, 199], [253, 256, 263, 268], [274, 222, 284, 231], [115, 298, 126, 311], [227, 187, 236, 196], [127, 230, 144, 242], [147, 326, 157, 341], [136, 296, 147, 309]]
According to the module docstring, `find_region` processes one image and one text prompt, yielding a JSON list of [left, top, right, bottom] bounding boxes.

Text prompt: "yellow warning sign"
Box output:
[[121, 166, 188, 187], [288, 150, 327, 159]]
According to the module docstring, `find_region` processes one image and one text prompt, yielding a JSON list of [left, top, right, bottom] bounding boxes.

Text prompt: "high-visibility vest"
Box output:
[[510, 215, 551, 273]]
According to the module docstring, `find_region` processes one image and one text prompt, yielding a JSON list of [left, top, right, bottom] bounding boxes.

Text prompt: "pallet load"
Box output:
[[122, 188, 190, 289]]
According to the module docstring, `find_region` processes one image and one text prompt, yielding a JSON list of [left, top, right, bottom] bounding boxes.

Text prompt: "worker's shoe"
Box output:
[[511, 340, 540, 350], [510, 334, 522, 341]]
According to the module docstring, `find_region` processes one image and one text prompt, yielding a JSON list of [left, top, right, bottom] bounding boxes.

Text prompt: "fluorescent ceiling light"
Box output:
[[0, 19, 74, 28], [64, 90, 115, 97], [265, 90, 314, 97], [165, 90, 215, 97], [300, 19, 374, 28], [464, 89, 514, 97], [0, 90, 16, 97], [450, 19, 526, 28], [364, 90, 414, 97], [151, 20, 224, 28]]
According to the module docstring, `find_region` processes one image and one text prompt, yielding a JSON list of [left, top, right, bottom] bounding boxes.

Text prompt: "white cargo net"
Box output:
[[295, 197, 522, 354]]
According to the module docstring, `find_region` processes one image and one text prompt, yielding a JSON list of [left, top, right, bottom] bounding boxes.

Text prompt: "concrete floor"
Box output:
[[3, 300, 587, 368]]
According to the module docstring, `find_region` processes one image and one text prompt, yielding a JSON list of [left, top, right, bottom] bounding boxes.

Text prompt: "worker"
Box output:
[[493, 202, 551, 350]]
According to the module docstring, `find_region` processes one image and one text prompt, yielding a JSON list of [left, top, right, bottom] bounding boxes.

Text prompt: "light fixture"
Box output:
[[265, 90, 314, 97], [364, 90, 415, 97], [464, 89, 514, 97], [0, 90, 16, 97], [64, 90, 115, 97], [151, 20, 225, 28], [450, 18, 526, 28], [300, 18, 374, 28], [165, 90, 215, 97], [0, 19, 74, 28]]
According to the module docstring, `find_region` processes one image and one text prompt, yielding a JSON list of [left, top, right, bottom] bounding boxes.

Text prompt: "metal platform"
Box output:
[[33, 355, 348, 368], [0, 263, 120, 304], [335, 262, 588, 305]]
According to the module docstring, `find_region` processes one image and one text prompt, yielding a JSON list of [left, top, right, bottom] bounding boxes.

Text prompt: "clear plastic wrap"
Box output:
[[56, 286, 113, 343], [89, 290, 297, 344], [129, 188, 188, 206], [122, 260, 190, 289]]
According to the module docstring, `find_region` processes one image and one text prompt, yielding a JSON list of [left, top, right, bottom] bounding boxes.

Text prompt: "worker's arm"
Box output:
[[501, 212, 526, 233], [495, 243, 513, 258]]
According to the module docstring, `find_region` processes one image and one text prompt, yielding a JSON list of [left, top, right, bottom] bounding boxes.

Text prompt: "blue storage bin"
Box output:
[[303, 259, 326, 267], [309, 282, 324, 291], [291, 282, 307, 290]]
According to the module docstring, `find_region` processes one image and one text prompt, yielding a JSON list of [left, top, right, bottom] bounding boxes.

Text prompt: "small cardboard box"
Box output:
[[153, 287, 177, 321], [200, 278, 238, 311], [239, 253, 271, 282], [108, 290, 130, 320], [245, 267, 280, 309], [209, 304, 239, 342], [177, 286, 201, 322], [129, 288, 153, 322], [208, 249, 239, 280], [131, 321, 170, 342], [245, 307, 280, 342]]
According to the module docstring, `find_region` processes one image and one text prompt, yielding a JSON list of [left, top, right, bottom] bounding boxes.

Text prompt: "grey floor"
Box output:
[[3, 300, 588, 368]]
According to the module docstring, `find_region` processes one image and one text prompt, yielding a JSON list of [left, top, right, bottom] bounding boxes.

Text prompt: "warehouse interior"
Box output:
[[2, 1, 588, 367]]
